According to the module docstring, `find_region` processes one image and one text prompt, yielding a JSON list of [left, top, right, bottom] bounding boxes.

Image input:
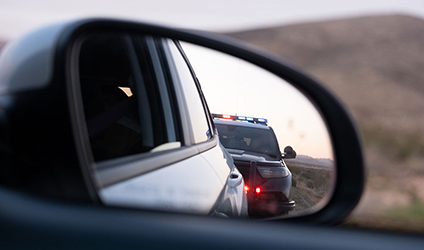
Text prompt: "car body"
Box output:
[[214, 116, 295, 217]]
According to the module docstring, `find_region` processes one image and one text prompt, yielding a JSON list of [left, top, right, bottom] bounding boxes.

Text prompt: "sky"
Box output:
[[1, 0, 424, 40], [182, 43, 334, 159]]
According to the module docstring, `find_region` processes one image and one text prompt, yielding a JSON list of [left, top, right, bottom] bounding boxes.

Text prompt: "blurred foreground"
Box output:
[[227, 14, 424, 232]]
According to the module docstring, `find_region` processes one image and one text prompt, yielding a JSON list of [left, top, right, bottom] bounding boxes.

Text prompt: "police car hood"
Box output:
[[226, 148, 280, 163]]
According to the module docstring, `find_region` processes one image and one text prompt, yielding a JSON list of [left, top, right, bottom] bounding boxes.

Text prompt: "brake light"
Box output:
[[244, 185, 250, 194], [255, 187, 261, 194]]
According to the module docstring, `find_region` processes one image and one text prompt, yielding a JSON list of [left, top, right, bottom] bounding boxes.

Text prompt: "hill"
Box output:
[[226, 15, 424, 136], [285, 155, 333, 168]]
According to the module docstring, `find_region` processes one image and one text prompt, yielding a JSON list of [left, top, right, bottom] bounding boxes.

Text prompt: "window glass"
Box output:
[[215, 124, 279, 158], [79, 34, 180, 162], [167, 40, 210, 143]]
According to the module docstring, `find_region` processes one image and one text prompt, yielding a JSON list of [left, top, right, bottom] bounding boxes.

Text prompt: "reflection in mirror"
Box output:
[[76, 32, 334, 220], [182, 42, 335, 217]]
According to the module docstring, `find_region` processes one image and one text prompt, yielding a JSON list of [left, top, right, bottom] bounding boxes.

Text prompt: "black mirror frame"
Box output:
[[52, 18, 364, 225]]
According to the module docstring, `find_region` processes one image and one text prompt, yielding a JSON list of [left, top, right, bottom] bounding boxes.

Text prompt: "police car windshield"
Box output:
[[215, 124, 279, 158]]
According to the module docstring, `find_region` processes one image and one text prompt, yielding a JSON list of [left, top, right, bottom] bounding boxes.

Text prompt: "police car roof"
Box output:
[[214, 119, 271, 130]]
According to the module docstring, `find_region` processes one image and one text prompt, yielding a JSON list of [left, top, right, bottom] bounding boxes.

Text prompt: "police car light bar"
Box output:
[[212, 113, 268, 125]]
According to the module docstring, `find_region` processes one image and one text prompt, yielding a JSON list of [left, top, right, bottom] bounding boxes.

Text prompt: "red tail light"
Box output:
[[244, 185, 250, 194], [255, 187, 261, 194]]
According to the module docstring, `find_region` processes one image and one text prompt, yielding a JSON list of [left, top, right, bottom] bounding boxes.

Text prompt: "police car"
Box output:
[[213, 114, 296, 217]]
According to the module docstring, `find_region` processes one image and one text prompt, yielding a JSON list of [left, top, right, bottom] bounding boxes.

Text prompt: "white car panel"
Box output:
[[99, 151, 224, 215]]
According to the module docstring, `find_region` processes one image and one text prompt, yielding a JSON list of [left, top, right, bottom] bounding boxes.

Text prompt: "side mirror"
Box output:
[[282, 146, 296, 159], [0, 18, 364, 225]]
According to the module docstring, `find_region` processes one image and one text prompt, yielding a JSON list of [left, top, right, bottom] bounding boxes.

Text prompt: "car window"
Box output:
[[166, 40, 211, 144], [79, 34, 181, 162], [216, 124, 279, 157]]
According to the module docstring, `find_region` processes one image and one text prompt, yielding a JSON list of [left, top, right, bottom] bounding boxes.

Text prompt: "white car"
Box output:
[[0, 29, 247, 218]]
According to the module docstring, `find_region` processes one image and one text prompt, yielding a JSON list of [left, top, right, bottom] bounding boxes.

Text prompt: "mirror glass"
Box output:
[[76, 32, 335, 219], [182, 42, 335, 217]]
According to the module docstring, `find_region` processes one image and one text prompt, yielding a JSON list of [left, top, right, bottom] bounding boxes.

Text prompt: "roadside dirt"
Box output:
[[285, 161, 333, 211]]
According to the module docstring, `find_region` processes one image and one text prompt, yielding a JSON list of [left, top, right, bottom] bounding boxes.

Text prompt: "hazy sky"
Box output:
[[1, 0, 424, 40]]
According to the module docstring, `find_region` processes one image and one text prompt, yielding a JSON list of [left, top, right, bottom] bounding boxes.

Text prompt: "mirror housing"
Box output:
[[282, 146, 296, 159], [0, 18, 364, 225]]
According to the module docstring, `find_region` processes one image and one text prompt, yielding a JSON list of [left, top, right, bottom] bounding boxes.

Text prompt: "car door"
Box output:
[[162, 39, 247, 217], [78, 33, 245, 217]]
